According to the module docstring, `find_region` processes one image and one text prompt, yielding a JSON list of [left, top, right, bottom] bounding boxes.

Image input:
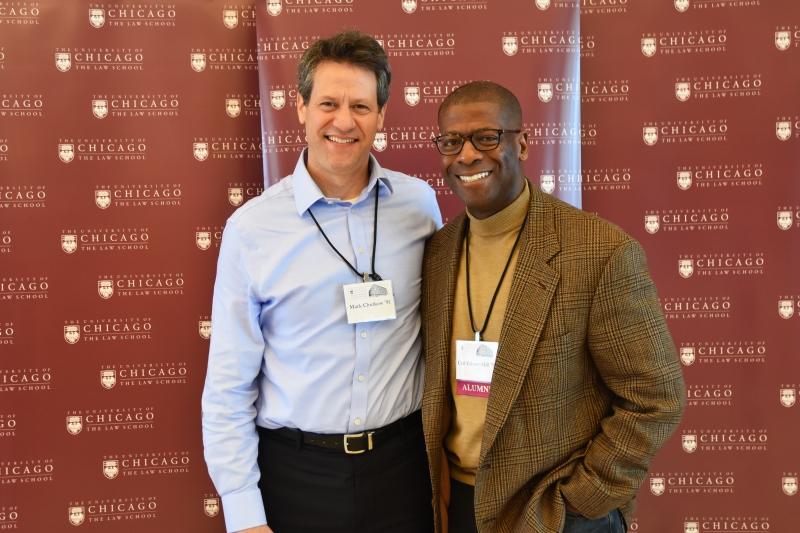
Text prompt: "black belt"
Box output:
[[259, 410, 422, 455]]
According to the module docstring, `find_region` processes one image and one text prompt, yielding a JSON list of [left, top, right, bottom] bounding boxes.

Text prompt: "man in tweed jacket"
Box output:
[[421, 81, 685, 532]]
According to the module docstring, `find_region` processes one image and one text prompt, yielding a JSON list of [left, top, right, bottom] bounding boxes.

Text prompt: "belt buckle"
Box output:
[[343, 431, 374, 454]]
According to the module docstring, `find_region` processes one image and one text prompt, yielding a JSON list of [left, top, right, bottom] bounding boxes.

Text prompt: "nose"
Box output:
[[332, 105, 356, 131], [457, 137, 483, 165]]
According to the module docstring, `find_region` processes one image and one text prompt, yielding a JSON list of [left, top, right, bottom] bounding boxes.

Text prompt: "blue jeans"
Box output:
[[564, 509, 627, 533]]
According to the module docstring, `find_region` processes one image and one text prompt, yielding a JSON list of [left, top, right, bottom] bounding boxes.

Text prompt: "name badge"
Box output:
[[343, 280, 397, 324], [455, 340, 498, 397]]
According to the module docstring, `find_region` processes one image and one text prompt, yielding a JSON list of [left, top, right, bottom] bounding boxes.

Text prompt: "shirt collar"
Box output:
[[292, 149, 395, 215]]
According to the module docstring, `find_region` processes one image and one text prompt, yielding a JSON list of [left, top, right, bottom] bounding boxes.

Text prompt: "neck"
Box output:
[[306, 153, 370, 199]]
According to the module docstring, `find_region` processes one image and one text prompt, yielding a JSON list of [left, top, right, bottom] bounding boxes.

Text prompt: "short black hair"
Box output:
[[438, 80, 522, 128], [297, 30, 391, 108]]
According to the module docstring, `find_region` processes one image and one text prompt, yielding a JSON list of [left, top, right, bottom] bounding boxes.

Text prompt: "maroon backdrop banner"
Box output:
[[1, 0, 798, 532], [1, 1, 259, 531]]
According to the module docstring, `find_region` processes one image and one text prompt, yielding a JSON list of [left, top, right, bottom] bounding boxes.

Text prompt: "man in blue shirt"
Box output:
[[202, 31, 442, 533]]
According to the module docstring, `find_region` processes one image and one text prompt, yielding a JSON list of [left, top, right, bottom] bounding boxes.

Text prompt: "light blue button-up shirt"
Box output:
[[201, 152, 442, 532]]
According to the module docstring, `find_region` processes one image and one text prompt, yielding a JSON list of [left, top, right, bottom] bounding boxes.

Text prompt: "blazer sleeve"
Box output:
[[558, 238, 685, 518]]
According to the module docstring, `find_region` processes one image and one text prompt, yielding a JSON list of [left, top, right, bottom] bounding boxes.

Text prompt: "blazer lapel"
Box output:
[[480, 191, 561, 462], [424, 214, 467, 458]]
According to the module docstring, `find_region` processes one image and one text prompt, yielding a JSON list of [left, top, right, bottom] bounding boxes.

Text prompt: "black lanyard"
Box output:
[[464, 214, 527, 342], [307, 184, 382, 283]]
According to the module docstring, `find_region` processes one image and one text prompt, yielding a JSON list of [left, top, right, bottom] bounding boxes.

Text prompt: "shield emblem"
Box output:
[[641, 37, 657, 57], [778, 299, 795, 319], [100, 369, 116, 389], [61, 234, 78, 254], [64, 324, 81, 344], [190, 53, 207, 72], [776, 121, 792, 141], [678, 259, 694, 279], [643, 127, 658, 146], [97, 280, 114, 299], [775, 31, 791, 51], [223, 9, 238, 29], [270, 90, 286, 110], [676, 171, 692, 190], [266, 0, 282, 16], [684, 521, 700, 533], [55, 52, 72, 72], [89, 8, 105, 28], [649, 477, 665, 496], [95, 190, 111, 209], [225, 98, 241, 118], [644, 215, 660, 234], [675, 82, 691, 102], [539, 174, 555, 194], [228, 187, 244, 207], [66, 415, 83, 435], [777, 210, 793, 230], [193, 142, 209, 162], [204, 497, 220, 517], [196, 231, 212, 250], [502, 36, 518, 56], [68, 506, 85, 526], [682, 434, 698, 453], [537, 83, 553, 103], [372, 132, 387, 152], [103, 459, 119, 479], [783, 476, 799, 496], [92, 99, 109, 119], [401, 0, 417, 13], [780, 388, 797, 407], [404, 86, 420, 106], [680, 347, 695, 366], [199, 320, 212, 339], [674, 0, 690, 12], [58, 143, 75, 163], [535, 0, 551, 10]]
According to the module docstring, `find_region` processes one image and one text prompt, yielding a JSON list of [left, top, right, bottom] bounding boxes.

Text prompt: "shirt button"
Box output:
[[354, 418, 362, 426], [360, 331, 367, 338], [357, 247, 365, 254], [358, 374, 365, 382]]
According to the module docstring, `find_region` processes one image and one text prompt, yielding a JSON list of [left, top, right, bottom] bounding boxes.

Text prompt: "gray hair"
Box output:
[[297, 30, 391, 108]]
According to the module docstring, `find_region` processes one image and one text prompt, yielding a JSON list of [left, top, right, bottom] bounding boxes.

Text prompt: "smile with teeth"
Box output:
[[326, 135, 356, 144], [457, 170, 491, 183]]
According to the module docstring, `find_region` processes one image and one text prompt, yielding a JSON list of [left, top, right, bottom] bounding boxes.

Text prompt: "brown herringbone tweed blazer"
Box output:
[[421, 188, 685, 533]]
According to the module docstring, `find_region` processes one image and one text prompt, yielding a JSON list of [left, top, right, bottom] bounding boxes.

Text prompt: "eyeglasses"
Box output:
[[432, 128, 521, 156]]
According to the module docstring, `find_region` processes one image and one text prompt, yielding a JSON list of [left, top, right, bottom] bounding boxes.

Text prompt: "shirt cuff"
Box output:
[[221, 488, 267, 533]]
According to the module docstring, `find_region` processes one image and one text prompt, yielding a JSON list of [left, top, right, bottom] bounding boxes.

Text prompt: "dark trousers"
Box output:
[[257, 414, 434, 533], [449, 478, 478, 533], [448, 478, 627, 533]]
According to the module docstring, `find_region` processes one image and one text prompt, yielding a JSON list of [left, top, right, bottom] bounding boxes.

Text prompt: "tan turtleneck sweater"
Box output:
[[445, 182, 530, 486]]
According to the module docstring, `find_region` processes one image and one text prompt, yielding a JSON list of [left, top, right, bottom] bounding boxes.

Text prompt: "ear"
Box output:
[[296, 92, 306, 125], [518, 132, 529, 161], [376, 103, 387, 131]]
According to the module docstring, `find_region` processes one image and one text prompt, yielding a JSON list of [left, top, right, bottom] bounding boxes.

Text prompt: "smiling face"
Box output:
[[297, 61, 385, 193], [438, 100, 527, 219]]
